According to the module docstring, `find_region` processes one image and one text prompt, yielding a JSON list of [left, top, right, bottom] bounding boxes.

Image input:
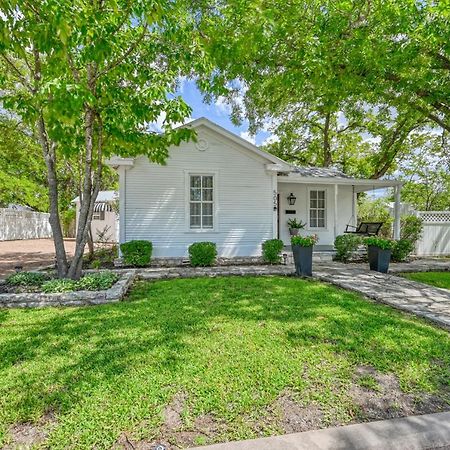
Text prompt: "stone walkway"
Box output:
[[314, 262, 450, 330]]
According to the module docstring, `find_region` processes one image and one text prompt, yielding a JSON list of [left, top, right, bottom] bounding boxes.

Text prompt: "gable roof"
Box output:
[[185, 117, 291, 169]]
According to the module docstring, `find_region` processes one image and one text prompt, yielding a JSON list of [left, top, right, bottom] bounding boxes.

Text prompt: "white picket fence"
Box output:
[[0, 208, 53, 241], [415, 211, 450, 256]]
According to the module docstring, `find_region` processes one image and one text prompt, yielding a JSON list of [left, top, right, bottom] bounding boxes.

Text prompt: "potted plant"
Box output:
[[365, 237, 395, 273], [287, 218, 307, 236], [291, 234, 319, 277]]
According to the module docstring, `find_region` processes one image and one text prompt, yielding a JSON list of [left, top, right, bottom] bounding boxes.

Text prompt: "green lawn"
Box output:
[[401, 271, 450, 290], [0, 276, 449, 449]]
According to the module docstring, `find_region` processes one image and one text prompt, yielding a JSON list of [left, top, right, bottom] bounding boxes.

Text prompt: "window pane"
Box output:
[[203, 188, 213, 201], [310, 218, 317, 228], [310, 190, 317, 199], [318, 191, 325, 200], [203, 203, 213, 216], [317, 218, 325, 228], [318, 199, 325, 209], [310, 199, 317, 208], [190, 203, 201, 216], [191, 176, 201, 188], [202, 215, 213, 228], [317, 209, 325, 219], [203, 176, 213, 188], [190, 216, 201, 228], [190, 188, 201, 201]]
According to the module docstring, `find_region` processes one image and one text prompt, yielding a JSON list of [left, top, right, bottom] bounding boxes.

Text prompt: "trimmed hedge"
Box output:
[[188, 242, 217, 267], [262, 239, 284, 264], [120, 240, 152, 267]]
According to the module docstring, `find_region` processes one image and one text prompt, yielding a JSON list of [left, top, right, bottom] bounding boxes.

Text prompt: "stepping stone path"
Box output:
[[314, 261, 450, 330]]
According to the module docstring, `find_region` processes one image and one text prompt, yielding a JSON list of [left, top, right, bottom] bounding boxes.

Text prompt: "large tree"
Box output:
[[201, 0, 448, 174], [1, 0, 213, 278]]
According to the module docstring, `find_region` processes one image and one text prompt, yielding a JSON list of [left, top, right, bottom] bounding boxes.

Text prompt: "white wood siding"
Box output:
[[123, 125, 276, 257], [277, 182, 354, 247]]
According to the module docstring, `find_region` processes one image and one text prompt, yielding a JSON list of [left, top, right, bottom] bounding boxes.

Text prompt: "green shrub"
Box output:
[[188, 242, 217, 267], [401, 215, 423, 243], [41, 278, 77, 293], [262, 239, 284, 264], [334, 235, 363, 262], [291, 235, 319, 247], [365, 236, 395, 250], [120, 240, 152, 267], [6, 271, 48, 287], [392, 239, 415, 262], [77, 271, 119, 291]]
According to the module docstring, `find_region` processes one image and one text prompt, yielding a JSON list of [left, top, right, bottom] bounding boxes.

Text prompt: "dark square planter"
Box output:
[[368, 246, 391, 273], [292, 245, 313, 277]]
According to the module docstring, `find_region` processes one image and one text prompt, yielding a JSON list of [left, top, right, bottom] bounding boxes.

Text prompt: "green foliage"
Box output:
[[188, 242, 217, 267], [76, 272, 119, 291], [365, 237, 395, 250], [401, 215, 423, 243], [392, 239, 415, 263], [120, 241, 152, 267], [287, 218, 306, 229], [41, 278, 77, 293], [41, 271, 118, 293], [334, 235, 363, 262], [85, 245, 118, 270], [0, 276, 449, 448], [291, 235, 319, 247], [357, 197, 393, 238], [261, 239, 284, 264], [6, 271, 48, 287]]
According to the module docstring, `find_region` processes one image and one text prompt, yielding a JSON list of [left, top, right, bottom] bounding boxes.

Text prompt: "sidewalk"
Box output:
[[193, 411, 450, 450]]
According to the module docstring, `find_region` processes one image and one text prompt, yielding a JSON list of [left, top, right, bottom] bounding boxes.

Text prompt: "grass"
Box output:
[[401, 271, 450, 290], [0, 276, 449, 448]]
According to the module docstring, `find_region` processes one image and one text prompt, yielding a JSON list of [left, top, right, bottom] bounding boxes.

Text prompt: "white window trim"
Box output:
[[307, 187, 328, 230], [184, 170, 219, 233]]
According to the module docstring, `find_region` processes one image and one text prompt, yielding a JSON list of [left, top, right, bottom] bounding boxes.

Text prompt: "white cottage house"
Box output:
[[108, 118, 402, 258]]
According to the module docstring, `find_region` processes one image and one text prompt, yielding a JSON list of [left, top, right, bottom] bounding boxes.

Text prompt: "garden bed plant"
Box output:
[[1, 271, 119, 294]]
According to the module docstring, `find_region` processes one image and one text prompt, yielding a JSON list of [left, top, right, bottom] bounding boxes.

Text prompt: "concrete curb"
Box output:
[[192, 412, 450, 450]]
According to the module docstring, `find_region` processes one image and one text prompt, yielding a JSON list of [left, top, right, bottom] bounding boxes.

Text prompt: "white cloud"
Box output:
[[261, 134, 280, 146], [240, 131, 256, 145], [214, 96, 231, 115], [147, 112, 192, 133]]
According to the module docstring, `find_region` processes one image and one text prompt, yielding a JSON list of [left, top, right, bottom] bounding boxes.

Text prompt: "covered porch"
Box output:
[[276, 173, 403, 251]]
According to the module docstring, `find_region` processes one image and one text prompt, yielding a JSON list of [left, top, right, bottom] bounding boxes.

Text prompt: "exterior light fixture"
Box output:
[[287, 193, 297, 206]]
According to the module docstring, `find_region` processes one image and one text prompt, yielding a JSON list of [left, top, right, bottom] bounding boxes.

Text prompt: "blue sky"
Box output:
[[179, 79, 272, 146]]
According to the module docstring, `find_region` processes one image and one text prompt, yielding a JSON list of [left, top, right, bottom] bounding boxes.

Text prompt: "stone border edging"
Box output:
[[0, 271, 136, 308]]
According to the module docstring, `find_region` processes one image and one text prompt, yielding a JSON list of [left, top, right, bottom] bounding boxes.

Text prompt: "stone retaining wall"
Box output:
[[0, 271, 136, 308]]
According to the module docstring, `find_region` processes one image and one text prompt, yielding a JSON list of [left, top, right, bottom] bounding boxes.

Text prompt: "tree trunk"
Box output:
[[322, 112, 332, 167], [36, 116, 68, 277]]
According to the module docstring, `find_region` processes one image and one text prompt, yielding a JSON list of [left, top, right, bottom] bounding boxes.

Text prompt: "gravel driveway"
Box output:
[[0, 239, 77, 278]]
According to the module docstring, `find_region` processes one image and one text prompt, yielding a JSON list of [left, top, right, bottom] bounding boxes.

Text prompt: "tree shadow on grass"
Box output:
[[0, 276, 449, 447]]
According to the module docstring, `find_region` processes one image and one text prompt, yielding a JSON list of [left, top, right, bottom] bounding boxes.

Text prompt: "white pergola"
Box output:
[[277, 174, 403, 240]]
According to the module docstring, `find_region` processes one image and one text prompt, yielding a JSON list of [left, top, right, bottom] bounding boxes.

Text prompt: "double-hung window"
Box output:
[[309, 189, 326, 228], [189, 175, 214, 229]]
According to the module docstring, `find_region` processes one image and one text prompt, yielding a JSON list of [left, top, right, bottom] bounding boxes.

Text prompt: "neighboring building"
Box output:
[[108, 118, 402, 258], [72, 191, 118, 243]]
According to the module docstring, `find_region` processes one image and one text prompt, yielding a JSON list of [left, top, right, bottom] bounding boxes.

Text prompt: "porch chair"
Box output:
[[344, 222, 384, 236]]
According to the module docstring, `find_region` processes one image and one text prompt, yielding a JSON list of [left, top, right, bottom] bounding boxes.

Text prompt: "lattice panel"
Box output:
[[418, 211, 450, 223]]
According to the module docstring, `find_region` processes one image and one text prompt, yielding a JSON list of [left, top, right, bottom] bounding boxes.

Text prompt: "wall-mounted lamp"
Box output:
[[287, 193, 297, 206]]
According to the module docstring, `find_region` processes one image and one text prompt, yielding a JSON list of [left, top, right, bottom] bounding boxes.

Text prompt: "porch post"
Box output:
[[333, 184, 338, 239], [393, 184, 401, 240], [118, 166, 127, 247]]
